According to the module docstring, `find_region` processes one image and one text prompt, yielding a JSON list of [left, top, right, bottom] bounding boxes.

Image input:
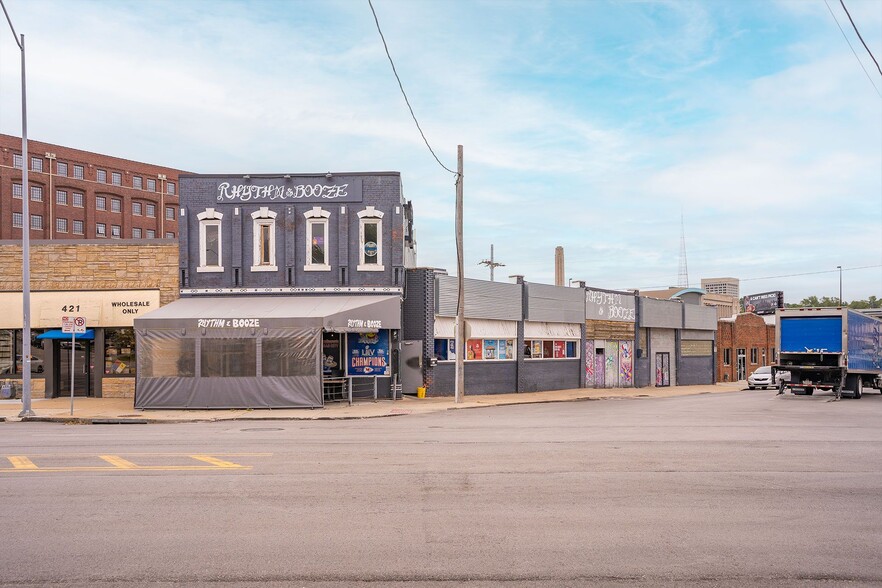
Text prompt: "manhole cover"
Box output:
[[240, 427, 284, 432]]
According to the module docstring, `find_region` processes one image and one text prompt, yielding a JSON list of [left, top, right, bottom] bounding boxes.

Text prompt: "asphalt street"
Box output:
[[2, 389, 881, 587]]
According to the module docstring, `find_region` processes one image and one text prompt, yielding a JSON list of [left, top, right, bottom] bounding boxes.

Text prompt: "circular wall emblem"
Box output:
[[364, 241, 378, 257]]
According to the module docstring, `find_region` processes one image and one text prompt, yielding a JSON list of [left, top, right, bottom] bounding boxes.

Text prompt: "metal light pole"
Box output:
[[2, 1, 34, 417], [837, 265, 843, 306]]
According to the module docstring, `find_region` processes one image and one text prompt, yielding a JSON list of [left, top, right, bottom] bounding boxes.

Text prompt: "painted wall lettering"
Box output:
[[586, 289, 636, 322], [217, 181, 361, 203]]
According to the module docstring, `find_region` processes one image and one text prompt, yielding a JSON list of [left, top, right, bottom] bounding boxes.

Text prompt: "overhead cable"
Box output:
[[824, 0, 882, 98], [368, 0, 458, 177], [839, 0, 882, 77]]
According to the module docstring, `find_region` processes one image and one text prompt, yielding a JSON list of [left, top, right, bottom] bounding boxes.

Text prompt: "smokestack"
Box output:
[[554, 246, 564, 286]]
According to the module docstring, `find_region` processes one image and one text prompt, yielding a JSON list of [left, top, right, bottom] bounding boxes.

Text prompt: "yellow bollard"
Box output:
[[416, 387, 426, 399]]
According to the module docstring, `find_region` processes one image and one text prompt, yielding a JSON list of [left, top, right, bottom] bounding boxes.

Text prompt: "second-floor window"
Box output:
[[165, 206, 175, 221], [197, 208, 223, 272], [30, 186, 43, 201], [56, 190, 68, 205], [96, 223, 106, 237], [12, 183, 22, 199], [96, 196, 106, 210], [304, 207, 330, 271], [56, 218, 68, 233], [30, 215, 43, 230], [73, 220, 84, 234], [250, 207, 277, 271], [111, 198, 121, 213], [133, 227, 142, 239], [146, 203, 156, 217], [357, 206, 384, 271], [133, 202, 142, 216], [72, 193, 84, 207]]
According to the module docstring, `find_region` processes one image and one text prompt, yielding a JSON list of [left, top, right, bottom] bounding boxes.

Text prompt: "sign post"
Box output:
[[62, 316, 86, 416]]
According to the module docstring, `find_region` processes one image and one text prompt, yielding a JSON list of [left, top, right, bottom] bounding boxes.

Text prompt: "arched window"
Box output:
[[304, 207, 331, 271], [197, 208, 223, 273], [250, 207, 278, 272], [357, 206, 384, 271]]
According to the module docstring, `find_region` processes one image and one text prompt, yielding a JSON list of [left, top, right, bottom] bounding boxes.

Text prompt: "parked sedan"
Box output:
[[748, 366, 774, 389]]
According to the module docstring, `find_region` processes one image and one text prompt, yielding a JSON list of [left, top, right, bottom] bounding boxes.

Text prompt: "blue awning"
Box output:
[[37, 329, 95, 341]]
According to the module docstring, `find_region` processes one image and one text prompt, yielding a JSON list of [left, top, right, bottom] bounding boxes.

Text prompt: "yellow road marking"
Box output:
[[99, 455, 139, 469], [7, 456, 38, 470], [189, 455, 243, 468], [0, 465, 253, 473]]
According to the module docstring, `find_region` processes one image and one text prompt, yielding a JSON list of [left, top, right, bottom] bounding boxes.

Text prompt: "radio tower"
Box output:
[[677, 213, 689, 288]]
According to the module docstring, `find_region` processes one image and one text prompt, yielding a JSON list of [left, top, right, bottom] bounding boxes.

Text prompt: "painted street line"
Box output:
[[0, 453, 271, 473]]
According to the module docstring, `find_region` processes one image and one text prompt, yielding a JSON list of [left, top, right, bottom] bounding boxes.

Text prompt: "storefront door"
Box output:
[[594, 348, 605, 388], [736, 348, 746, 380], [58, 340, 93, 397], [655, 352, 670, 387]]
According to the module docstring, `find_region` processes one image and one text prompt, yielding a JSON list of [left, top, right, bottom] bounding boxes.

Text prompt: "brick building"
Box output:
[[0, 134, 186, 241], [717, 313, 776, 382], [0, 240, 179, 399]]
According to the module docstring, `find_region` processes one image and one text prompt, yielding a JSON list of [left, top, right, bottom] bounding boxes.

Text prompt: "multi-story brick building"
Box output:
[[717, 313, 776, 382], [0, 134, 186, 241]]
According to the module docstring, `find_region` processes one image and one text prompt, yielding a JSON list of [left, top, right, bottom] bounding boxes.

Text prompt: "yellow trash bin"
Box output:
[[416, 387, 426, 399]]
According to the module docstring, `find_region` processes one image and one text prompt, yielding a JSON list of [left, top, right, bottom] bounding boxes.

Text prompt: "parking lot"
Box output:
[[2, 389, 881, 586]]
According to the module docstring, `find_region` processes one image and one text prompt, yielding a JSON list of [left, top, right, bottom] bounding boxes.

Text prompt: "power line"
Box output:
[[839, 0, 882, 77], [624, 264, 882, 291], [367, 0, 457, 176], [824, 0, 882, 98]]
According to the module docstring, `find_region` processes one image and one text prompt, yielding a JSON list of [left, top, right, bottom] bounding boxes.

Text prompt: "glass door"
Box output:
[[58, 340, 92, 397]]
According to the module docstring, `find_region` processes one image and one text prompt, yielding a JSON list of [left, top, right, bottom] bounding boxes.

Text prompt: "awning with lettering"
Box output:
[[134, 295, 401, 332]]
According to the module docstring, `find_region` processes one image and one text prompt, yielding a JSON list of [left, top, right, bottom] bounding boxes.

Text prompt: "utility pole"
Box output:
[[455, 145, 464, 403], [478, 244, 505, 281]]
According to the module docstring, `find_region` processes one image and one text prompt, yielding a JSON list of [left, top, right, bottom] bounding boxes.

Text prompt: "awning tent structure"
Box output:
[[133, 295, 401, 409], [36, 329, 96, 341]]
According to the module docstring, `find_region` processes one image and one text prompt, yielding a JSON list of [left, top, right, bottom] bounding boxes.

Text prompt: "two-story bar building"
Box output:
[[134, 172, 415, 408]]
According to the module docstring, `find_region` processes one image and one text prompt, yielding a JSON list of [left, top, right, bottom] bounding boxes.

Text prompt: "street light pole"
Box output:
[[2, 1, 34, 417], [837, 265, 843, 306]]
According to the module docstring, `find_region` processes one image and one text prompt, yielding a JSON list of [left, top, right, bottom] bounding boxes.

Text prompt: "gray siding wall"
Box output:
[[432, 362, 517, 395], [180, 174, 409, 290], [521, 359, 582, 392], [640, 298, 683, 329], [525, 282, 585, 323], [684, 304, 718, 330], [436, 275, 522, 320]]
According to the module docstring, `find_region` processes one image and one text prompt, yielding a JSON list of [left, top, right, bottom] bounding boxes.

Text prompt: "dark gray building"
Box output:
[[134, 172, 415, 408]]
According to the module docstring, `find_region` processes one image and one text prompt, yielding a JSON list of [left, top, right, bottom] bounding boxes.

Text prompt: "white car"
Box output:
[[748, 366, 774, 389]]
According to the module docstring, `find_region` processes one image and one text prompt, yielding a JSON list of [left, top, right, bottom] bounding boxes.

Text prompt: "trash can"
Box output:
[[0, 382, 13, 400], [416, 387, 426, 399]]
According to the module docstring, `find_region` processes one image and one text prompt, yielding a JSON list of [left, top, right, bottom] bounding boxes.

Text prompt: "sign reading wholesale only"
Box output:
[[0, 290, 160, 328]]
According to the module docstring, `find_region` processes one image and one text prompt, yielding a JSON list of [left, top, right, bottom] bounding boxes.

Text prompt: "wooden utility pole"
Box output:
[[455, 145, 464, 403]]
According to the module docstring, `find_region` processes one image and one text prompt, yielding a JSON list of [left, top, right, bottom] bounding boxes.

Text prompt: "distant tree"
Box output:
[[785, 295, 881, 309]]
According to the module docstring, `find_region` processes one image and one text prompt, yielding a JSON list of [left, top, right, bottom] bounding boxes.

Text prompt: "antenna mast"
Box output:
[[478, 244, 505, 282], [678, 213, 689, 288]]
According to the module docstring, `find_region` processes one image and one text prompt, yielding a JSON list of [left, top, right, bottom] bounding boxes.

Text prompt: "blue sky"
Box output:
[[1, 0, 880, 302]]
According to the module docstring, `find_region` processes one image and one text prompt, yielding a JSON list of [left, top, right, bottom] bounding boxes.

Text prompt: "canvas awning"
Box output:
[[37, 329, 95, 340], [135, 295, 401, 332]]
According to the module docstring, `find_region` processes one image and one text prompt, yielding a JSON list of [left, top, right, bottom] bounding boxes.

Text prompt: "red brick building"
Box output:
[[717, 313, 776, 382], [0, 134, 186, 241]]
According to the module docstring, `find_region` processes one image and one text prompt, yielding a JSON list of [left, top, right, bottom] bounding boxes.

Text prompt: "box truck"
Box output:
[[774, 308, 882, 398]]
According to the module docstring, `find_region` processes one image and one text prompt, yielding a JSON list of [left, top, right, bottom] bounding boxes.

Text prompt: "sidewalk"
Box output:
[[0, 382, 747, 424]]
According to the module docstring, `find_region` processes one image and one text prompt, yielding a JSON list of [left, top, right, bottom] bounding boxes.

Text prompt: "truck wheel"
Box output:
[[854, 378, 863, 399], [805, 389, 813, 396]]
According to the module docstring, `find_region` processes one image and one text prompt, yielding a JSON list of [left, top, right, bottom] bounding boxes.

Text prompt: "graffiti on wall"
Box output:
[[605, 341, 619, 388], [585, 339, 595, 387], [619, 341, 633, 387]]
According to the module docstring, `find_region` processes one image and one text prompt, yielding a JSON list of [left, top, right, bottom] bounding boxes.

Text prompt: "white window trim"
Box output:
[[250, 207, 278, 272], [197, 208, 224, 273], [303, 207, 331, 272], [357, 206, 384, 272]]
